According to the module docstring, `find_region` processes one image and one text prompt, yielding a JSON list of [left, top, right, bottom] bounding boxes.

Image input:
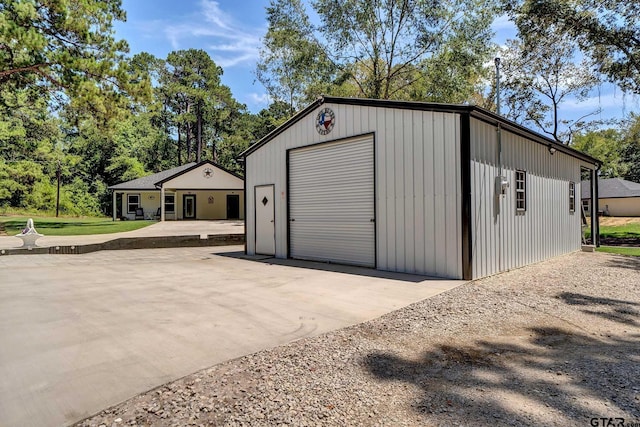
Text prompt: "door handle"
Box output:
[[270, 220, 274, 223]]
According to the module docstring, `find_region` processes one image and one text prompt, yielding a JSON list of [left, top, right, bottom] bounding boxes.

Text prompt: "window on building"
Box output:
[[582, 199, 590, 214], [127, 194, 140, 214], [569, 181, 576, 212], [164, 194, 175, 213], [515, 170, 526, 212]]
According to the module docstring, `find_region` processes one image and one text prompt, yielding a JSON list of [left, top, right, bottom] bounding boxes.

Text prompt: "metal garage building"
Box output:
[[240, 96, 600, 280]]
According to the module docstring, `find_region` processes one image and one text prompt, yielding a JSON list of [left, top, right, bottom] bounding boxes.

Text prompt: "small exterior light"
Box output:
[[548, 145, 557, 155]]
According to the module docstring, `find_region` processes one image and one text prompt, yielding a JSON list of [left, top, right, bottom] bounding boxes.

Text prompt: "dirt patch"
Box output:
[[599, 216, 640, 226]]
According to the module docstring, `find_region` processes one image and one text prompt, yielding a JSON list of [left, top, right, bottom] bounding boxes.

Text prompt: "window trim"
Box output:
[[164, 193, 175, 214], [127, 194, 140, 214], [515, 170, 526, 212], [569, 181, 576, 213]]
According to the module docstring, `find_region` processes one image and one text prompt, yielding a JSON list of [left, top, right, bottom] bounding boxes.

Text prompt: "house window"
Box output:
[[127, 194, 140, 214], [164, 194, 175, 213], [582, 199, 590, 215], [515, 170, 526, 212], [569, 181, 576, 213]]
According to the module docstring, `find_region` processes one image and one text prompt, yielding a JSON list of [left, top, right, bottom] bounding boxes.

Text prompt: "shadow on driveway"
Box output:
[[217, 250, 453, 283]]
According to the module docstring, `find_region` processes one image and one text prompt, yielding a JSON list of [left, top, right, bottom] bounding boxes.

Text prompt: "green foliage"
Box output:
[[0, 160, 46, 207], [572, 130, 624, 178], [59, 178, 102, 216], [258, 0, 498, 109], [160, 49, 243, 164], [504, 0, 640, 94], [497, 32, 600, 143], [257, 0, 334, 113], [619, 114, 640, 182], [0, 0, 148, 121]]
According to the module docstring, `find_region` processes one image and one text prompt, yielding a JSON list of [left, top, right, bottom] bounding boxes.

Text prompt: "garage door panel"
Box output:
[[289, 135, 375, 267]]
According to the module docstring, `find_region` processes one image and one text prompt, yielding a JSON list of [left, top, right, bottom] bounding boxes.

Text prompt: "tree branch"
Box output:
[[0, 63, 50, 80]]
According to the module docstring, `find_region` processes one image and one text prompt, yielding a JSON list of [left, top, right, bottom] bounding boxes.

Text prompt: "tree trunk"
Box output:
[[177, 125, 182, 165], [196, 102, 202, 163], [186, 103, 192, 162]]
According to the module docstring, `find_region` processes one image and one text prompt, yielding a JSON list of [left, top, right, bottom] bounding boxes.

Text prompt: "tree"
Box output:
[[257, 0, 334, 114], [619, 114, 640, 182], [0, 82, 62, 208], [161, 49, 237, 163], [496, 32, 600, 143], [313, 0, 497, 100], [0, 0, 144, 121], [572, 129, 624, 178], [504, 0, 640, 94], [258, 0, 497, 109]]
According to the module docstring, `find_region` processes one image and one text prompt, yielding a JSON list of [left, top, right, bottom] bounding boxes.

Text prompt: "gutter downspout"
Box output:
[[497, 123, 503, 272], [594, 168, 600, 247]]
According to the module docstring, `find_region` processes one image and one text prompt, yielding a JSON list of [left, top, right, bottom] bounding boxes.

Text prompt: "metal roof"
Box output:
[[108, 163, 196, 190], [238, 96, 602, 167], [582, 177, 640, 199]]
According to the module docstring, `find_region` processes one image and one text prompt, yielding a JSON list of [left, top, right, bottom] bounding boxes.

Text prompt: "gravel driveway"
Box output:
[[77, 251, 640, 426]]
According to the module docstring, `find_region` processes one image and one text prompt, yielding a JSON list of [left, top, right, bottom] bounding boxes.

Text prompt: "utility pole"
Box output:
[[495, 57, 501, 116], [56, 160, 61, 217]]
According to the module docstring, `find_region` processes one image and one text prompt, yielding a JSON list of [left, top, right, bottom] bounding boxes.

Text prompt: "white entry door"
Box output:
[[255, 185, 275, 255]]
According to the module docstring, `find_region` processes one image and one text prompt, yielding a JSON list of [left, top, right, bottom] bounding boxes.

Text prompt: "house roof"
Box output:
[[582, 178, 640, 199], [108, 160, 243, 190], [238, 96, 601, 166]]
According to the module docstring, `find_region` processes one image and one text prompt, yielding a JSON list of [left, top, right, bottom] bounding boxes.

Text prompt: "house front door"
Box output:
[[226, 194, 240, 219], [183, 194, 196, 219]]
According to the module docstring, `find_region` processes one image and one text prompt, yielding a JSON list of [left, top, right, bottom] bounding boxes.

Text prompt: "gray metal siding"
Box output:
[[470, 118, 592, 279], [246, 103, 462, 279], [289, 135, 375, 266]]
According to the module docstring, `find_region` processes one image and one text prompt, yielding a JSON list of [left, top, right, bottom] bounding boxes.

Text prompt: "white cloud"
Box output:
[[248, 92, 271, 105], [491, 14, 516, 32], [561, 91, 640, 121], [162, 0, 264, 68]]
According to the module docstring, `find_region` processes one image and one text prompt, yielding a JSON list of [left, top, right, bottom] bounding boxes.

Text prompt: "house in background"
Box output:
[[581, 177, 640, 217], [109, 160, 244, 221]]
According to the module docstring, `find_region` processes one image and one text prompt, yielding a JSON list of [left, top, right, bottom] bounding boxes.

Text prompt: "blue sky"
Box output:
[[114, 0, 639, 123], [114, 0, 270, 111]]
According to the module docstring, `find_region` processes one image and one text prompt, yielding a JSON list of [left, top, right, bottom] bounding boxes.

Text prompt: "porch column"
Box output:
[[112, 191, 117, 221], [160, 186, 165, 222]]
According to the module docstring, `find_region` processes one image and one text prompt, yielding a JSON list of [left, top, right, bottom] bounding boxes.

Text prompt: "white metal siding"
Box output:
[[470, 118, 594, 279], [245, 103, 462, 279], [289, 136, 375, 266]]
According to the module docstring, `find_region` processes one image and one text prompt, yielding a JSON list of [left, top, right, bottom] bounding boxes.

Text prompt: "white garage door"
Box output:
[[289, 135, 375, 267]]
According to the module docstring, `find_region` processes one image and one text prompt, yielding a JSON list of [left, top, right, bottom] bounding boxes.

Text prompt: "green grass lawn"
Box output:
[[0, 215, 154, 236], [597, 246, 640, 257], [584, 222, 640, 239], [598, 222, 640, 239]]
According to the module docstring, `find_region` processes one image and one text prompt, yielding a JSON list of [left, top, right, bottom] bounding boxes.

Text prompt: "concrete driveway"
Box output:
[[0, 246, 463, 427]]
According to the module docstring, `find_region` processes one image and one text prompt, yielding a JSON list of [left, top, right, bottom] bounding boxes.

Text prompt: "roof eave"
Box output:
[[239, 95, 602, 167]]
